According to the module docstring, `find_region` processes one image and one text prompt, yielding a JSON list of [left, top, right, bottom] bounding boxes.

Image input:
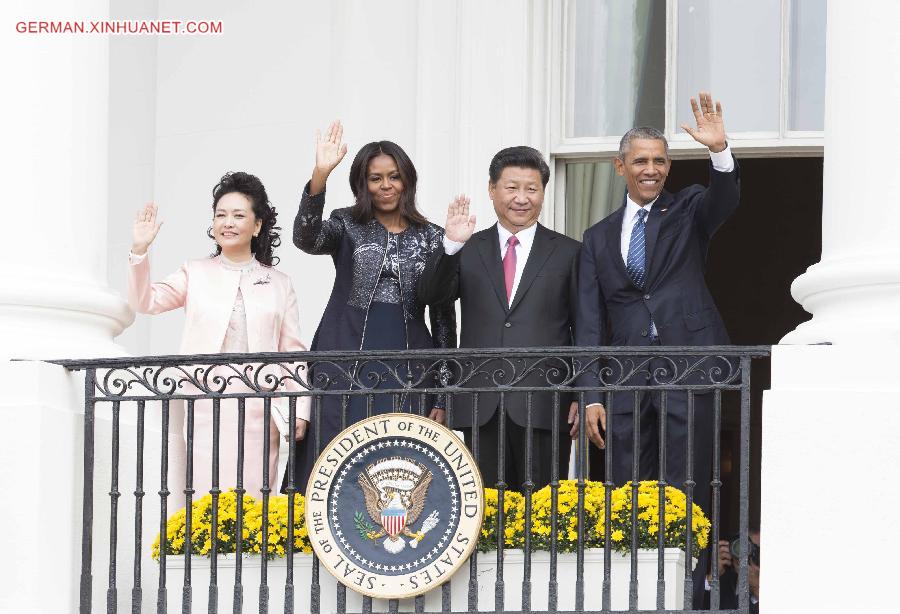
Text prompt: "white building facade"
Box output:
[[0, 1, 897, 612]]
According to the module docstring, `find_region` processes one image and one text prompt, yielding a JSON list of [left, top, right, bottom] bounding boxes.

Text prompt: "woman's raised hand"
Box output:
[[444, 194, 476, 244], [310, 120, 348, 195], [132, 202, 162, 255]]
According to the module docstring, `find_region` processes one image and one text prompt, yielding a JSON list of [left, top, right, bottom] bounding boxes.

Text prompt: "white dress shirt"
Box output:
[[443, 222, 538, 306]]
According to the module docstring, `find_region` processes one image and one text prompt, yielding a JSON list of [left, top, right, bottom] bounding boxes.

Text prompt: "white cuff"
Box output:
[[709, 145, 734, 173], [443, 236, 465, 255], [128, 250, 148, 264]]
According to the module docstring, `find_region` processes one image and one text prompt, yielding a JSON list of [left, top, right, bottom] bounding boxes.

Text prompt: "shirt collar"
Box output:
[[497, 221, 538, 250], [625, 193, 659, 223]]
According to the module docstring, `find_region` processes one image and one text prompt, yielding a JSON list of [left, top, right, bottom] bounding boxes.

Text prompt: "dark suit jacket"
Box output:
[[577, 160, 740, 405], [418, 223, 581, 429]]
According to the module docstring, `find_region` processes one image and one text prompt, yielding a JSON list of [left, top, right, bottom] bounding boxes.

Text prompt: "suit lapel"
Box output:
[[606, 205, 628, 281], [643, 190, 673, 287], [508, 224, 556, 314], [203, 258, 243, 351], [475, 225, 509, 313]]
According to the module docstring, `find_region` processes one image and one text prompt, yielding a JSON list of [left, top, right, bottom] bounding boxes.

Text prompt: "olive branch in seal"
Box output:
[[354, 511, 377, 540]]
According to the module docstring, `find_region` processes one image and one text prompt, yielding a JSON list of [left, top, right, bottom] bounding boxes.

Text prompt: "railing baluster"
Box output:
[[468, 392, 479, 614], [108, 400, 121, 614], [657, 390, 668, 611], [495, 391, 506, 613], [440, 386, 452, 614], [310, 395, 321, 614], [548, 390, 560, 614], [602, 390, 613, 612], [522, 391, 534, 613], [259, 398, 272, 613], [182, 400, 194, 614], [80, 368, 96, 614], [738, 358, 752, 613], [133, 400, 146, 613], [285, 396, 297, 614], [209, 398, 220, 613], [233, 398, 246, 614], [710, 388, 723, 611], [336, 393, 348, 614], [575, 392, 586, 612], [629, 390, 640, 611], [682, 390, 696, 610], [157, 399, 170, 614]]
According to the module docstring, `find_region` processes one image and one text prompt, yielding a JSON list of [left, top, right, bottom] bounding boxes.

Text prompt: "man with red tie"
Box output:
[[418, 146, 581, 491]]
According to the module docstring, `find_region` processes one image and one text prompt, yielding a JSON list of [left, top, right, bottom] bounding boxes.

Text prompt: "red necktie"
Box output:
[[503, 235, 519, 303]]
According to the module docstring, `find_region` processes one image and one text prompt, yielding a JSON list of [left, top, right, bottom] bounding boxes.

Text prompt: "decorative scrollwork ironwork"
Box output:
[[84, 348, 752, 401]]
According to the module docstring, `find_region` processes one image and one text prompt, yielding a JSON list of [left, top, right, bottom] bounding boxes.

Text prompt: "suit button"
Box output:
[[504, 322, 512, 328], [641, 330, 648, 337], [643, 294, 651, 300]]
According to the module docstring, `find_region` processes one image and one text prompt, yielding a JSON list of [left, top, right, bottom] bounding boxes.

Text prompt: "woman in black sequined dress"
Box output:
[[282, 121, 456, 494]]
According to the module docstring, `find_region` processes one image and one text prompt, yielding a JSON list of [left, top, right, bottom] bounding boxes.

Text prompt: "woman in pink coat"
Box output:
[[127, 171, 309, 501]]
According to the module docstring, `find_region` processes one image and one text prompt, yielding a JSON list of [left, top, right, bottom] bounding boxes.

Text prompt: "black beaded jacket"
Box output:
[[293, 185, 457, 361]]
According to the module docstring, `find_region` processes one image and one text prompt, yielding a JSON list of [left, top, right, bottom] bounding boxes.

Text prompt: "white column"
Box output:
[[764, 2, 900, 613], [782, 0, 900, 345], [0, 1, 132, 361], [0, 3, 134, 612]]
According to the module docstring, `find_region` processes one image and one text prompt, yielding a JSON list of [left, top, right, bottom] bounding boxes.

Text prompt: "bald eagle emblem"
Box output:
[[354, 456, 440, 554]]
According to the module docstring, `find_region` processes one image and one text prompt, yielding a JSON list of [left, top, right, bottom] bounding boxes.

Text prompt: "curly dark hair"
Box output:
[[348, 141, 428, 227], [208, 171, 281, 266]]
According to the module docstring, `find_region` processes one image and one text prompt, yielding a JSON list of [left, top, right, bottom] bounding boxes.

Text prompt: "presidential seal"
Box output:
[[305, 413, 484, 600]]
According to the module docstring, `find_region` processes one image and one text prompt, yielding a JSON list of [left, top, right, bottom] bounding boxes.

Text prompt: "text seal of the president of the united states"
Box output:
[[305, 413, 484, 599]]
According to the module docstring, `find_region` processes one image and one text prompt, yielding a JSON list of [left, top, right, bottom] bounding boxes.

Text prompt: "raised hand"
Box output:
[[444, 194, 476, 244], [310, 120, 348, 195], [132, 202, 162, 255], [680, 91, 727, 153]]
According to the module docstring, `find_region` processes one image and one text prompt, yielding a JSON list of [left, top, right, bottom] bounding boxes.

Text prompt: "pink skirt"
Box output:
[[186, 397, 280, 501]]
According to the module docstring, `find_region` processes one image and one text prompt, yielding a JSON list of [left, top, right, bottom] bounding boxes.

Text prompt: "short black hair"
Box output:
[[618, 126, 669, 159], [488, 146, 551, 187]]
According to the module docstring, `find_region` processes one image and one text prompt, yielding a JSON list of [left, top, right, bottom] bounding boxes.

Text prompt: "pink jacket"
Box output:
[[127, 253, 310, 419]]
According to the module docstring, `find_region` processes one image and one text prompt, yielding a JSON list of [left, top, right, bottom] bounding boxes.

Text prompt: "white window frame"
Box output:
[[544, 0, 825, 231]]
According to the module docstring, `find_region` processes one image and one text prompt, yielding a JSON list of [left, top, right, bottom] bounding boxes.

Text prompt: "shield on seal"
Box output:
[[380, 502, 407, 538]]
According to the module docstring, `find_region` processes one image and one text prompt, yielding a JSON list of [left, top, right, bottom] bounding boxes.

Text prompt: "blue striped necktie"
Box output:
[[626, 208, 648, 289]]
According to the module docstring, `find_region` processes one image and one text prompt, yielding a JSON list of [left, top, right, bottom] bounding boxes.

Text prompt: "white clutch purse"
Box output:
[[271, 397, 311, 440]]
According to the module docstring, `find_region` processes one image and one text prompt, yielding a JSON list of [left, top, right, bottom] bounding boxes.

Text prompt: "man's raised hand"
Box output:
[[680, 91, 727, 153], [444, 194, 476, 244], [132, 202, 162, 256]]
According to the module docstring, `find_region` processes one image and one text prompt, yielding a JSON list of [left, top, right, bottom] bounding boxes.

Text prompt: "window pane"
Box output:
[[788, 0, 826, 131], [565, 161, 625, 240], [566, 0, 665, 138], [677, 0, 781, 133]]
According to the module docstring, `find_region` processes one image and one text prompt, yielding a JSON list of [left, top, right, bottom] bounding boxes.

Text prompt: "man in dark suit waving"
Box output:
[[418, 146, 581, 491], [575, 91, 739, 507]]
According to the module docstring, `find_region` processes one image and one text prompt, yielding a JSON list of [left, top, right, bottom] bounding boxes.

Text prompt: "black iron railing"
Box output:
[[56, 345, 769, 614]]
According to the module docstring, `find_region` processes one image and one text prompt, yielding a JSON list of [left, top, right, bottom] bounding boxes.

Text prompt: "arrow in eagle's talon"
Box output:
[[408, 510, 439, 548]]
